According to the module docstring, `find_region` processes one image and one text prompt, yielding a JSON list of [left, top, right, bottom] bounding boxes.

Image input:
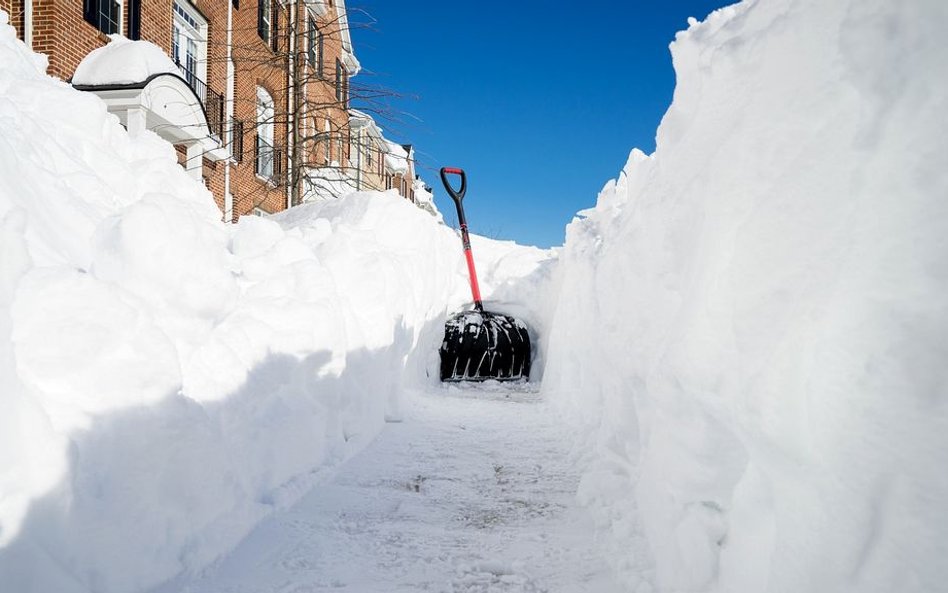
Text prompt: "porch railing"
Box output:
[[174, 60, 225, 140], [230, 118, 244, 162]]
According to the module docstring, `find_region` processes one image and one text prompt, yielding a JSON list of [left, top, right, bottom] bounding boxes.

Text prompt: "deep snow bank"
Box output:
[[544, 1, 948, 591], [0, 14, 553, 593]]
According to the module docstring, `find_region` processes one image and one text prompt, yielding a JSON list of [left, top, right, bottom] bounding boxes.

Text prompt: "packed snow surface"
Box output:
[[151, 386, 623, 593], [544, 0, 948, 592]]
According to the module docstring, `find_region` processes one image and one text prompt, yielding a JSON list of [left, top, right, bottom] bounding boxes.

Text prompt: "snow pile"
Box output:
[[72, 35, 178, 85], [0, 15, 553, 593], [543, 1, 948, 591]]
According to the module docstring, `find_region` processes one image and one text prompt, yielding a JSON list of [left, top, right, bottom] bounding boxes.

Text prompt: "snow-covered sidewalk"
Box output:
[[152, 386, 624, 593]]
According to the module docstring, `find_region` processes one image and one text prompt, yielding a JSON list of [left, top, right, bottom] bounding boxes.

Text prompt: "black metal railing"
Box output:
[[230, 118, 244, 162], [254, 137, 282, 182], [174, 60, 225, 140]]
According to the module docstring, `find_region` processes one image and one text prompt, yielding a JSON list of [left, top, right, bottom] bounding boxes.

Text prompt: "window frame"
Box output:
[[172, 0, 209, 87], [335, 59, 344, 103], [307, 17, 317, 68], [256, 87, 277, 180], [317, 31, 324, 78], [324, 119, 332, 165], [257, 0, 271, 45], [83, 0, 123, 35]]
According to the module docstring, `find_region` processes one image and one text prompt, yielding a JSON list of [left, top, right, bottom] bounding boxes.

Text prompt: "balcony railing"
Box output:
[[255, 137, 282, 182], [174, 60, 225, 140], [230, 118, 244, 162]]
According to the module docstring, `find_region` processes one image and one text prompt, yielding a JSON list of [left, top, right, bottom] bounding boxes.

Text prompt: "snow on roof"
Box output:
[[384, 140, 409, 175], [412, 177, 442, 222], [335, 0, 361, 76], [72, 36, 179, 86], [349, 109, 382, 136]]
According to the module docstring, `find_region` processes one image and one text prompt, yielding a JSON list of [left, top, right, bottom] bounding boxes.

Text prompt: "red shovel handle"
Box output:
[[440, 166, 483, 311]]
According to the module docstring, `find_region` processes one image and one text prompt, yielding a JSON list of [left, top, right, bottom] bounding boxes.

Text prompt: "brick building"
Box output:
[[0, 0, 419, 220]]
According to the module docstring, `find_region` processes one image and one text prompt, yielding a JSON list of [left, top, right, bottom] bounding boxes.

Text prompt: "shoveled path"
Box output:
[[160, 384, 623, 592]]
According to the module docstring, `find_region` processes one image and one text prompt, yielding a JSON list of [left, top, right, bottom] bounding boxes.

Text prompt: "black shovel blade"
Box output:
[[439, 310, 532, 382]]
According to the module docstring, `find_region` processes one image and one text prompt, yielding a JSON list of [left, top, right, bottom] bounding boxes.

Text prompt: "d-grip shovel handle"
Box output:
[[440, 166, 469, 227], [440, 167, 466, 201], [440, 166, 483, 311]]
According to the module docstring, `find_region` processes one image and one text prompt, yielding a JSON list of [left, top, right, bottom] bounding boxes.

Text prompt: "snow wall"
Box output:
[[543, 0, 948, 592], [0, 14, 553, 593]]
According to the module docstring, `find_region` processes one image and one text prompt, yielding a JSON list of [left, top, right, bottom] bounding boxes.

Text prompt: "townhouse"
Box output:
[[0, 0, 423, 218]]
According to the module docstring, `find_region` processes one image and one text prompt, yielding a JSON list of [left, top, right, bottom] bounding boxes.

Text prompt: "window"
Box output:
[[324, 120, 331, 165], [334, 59, 349, 107], [83, 0, 121, 35], [336, 58, 346, 103], [271, 3, 279, 51], [257, 0, 271, 45], [172, 1, 208, 87], [317, 32, 324, 78], [345, 129, 352, 165], [307, 18, 317, 67], [256, 87, 276, 180]]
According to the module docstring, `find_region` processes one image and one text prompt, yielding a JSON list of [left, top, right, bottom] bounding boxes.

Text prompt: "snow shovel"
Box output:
[[439, 167, 532, 382]]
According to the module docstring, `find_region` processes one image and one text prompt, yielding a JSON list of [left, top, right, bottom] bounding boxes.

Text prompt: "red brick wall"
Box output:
[[1, 0, 23, 39], [137, 0, 172, 55], [296, 3, 353, 179], [228, 0, 291, 218], [32, 0, 98, 80]]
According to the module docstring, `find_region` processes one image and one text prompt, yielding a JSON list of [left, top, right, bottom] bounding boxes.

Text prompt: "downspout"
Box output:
[[287, 0, 299, 208], [24, 0, 33, 48], [223, 0, 234, 221], [356, 128, 362, 191]]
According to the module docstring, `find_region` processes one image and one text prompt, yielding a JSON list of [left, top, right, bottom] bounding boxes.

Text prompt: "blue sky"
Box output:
[[348, 1, 732, 248]]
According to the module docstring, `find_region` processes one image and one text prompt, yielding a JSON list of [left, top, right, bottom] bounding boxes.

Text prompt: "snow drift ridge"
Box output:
[[544, 1, 948, 591]]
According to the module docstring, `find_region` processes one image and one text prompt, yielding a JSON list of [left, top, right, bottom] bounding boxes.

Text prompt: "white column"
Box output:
[[126, 107, 146, 137], [24, 0, 33, 48], [223, 0, 235, 222], [185, 144, 203, 181]]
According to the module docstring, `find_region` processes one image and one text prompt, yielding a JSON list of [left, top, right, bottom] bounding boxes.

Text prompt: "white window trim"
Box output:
[[173, 0, 209, 85], [324, 119, 332, 166], [256, 87, 277, 181]]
